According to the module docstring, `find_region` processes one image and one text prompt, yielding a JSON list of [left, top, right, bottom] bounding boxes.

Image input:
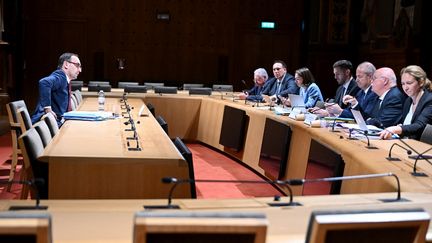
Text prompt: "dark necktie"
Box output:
[[67, 82, 72, 111]]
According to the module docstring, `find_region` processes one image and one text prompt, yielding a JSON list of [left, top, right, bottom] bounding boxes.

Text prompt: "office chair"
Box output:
[[33, 120, 53, 148], [183, 83, 204, 90], [144, 82, 164, 89], [88, 84, 112, 92], [154, 86, 178, 94], [156, 115, 169, 135], [41, 113, 59, 138], [173, 137, 196, 198], [212, 84, 234, 92], [189, 87, 212, 95], [420, 124, 432, 145], [124, 85, 147, 93], [118, 81, 139, 88], [146, 103, 155, 116]]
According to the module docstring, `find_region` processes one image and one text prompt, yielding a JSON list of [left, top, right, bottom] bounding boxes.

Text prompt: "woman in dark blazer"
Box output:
[[381, 65, 432, 140]]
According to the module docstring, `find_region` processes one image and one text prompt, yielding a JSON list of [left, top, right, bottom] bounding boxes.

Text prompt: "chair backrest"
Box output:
[[156, 115, 169, 135], [41, 113, 59, 137], [183, 83, 204, 90], [305, 208, 430, 243], [0, 212, 52, 243], [118, 81, 139, 88], [144, 82, 164, 89], [71, 94, 79, 110], [189, 87, 212, 96], [6, 100, 27, 125], [212, 84, 233, 92], [17, 107, 32, 133], [420, 124, 432, 145], [125, 85, 147, 93], [88, 81, 110, 86], [73, 90, 83, 103], [146, 103, 155, 116], [154, 86, 178, 94], [18, 127, 48, 198], [133, 211, 268, 243], [173, 137, 196, 198], [88, 84, 112, 92], [33, 120, 53, 147]]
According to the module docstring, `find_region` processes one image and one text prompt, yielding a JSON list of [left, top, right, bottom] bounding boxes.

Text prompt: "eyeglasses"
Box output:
[[67, 61, 82, 68], [273, 67, 282, 71]]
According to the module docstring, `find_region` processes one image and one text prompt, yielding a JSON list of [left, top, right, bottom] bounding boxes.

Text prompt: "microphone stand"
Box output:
[[143, 178, 299, 209], [286, 172, 406, 203], [354, 130, 378, 149], [412, 146, 432, 176], [1, 179, 49, 210], [386, 143, 412, 161]]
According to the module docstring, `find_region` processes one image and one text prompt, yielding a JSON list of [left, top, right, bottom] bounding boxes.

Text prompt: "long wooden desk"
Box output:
[[39, 97, 191, 199], [1, 192, 432, 243], [80, 89, 432, 196]]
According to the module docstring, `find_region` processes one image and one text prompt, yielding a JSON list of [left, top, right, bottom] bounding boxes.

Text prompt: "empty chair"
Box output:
[[183, 83, 204, 90], [73, 89, 83, 104], [173, 137, 196, 198], [144, 82, 164, 89], [33, 120, 53, 147], [118, 81, 139, 88], [71, 80, 83, 91], [212, 84, 233, 92], [17, 107, 32, 134], [146, 103, 155, 116], [156, 115, 169, 135], [18, 127, 48, 199], [420, 124, 432, 145], [5, 100, 27, 190], [124, 85, 147, 93], [88, 84, 112, 92], [70, 94, 79, 110], [41, 112, 59, 137], [88, 81, 110, 86], [189, 87, 212, 96], [154, 86, 178, 94], [0, 212, 52, 243]]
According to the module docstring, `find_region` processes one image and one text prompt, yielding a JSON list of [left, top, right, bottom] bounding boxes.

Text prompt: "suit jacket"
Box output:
[[262, 73, 299, 97], [399, 90, 432, 140], [301, 83, 324, 108], [339, 87, 379, 119], [334, 78, 360, 109], [366, 86, 406, 128], [246, 81, 270, 102], [31, 69, 69, 124]]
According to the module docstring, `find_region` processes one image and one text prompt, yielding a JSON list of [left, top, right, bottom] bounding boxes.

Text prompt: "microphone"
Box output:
[[0, 179, 48, 210], [285, 172, 405, 202], [355, 130, 378, 149], [386, 143, 412, 161], [385, 131, 432, 176], [329, 117, 340, 133], [347, 128, 357, 140], [143, 177, 299, 209]]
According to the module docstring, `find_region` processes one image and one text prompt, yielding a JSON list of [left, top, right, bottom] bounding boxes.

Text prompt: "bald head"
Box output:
[[371, 67, 397, 96]]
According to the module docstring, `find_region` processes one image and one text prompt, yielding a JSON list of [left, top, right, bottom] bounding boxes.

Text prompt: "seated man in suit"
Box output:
[[261, 60, 298, 103], [367, 67, 406, 128], [326, 61, 379, 119], [310, 60, 360, 117], [380, 65, 432, 140], [31, 52, 82, 125], [238, 68, 269, 102]]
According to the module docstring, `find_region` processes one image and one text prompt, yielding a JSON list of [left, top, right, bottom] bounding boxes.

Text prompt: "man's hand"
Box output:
[[44, 107, 57, 120], [342, 95, 358, 107]]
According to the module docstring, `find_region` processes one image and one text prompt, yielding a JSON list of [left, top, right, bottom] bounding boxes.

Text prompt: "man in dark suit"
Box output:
[[328, 62, 379, 119], [311, 60, 360, 117], [31, 52, 82, 125], [261, 60, 298, 102], [366, 67, 406, 128], [239, 68, 269, 102]]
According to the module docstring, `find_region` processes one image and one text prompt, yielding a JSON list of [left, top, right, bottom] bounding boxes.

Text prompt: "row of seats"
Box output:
[[5, 100, 60, 198]]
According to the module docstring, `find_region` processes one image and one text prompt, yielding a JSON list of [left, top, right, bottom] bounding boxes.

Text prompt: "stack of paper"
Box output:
[[63, 111, 114, 121]]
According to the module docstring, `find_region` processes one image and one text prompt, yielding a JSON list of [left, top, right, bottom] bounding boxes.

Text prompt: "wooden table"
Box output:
[[39, 97, 191, 199]]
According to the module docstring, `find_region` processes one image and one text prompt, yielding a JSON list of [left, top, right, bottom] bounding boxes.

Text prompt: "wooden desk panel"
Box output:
[[39, 97, 190, 199]]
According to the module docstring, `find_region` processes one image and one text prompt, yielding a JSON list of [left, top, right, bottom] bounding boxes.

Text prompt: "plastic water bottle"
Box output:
[[98, 90, 105, 111]]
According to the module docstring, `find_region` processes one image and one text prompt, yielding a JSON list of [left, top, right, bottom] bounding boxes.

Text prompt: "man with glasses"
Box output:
[[31, 52, 82, 125], [366, 67, 405, 128], [239, 68, 269, 102], [262, 60, 298, 103]]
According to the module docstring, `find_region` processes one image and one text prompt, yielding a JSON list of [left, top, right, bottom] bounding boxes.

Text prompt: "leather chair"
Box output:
[[189, 87, 212, 95], [118, 81, 139, 88], [183, 83, 204, 90], [154, 86, 178, 94], [124, 85, 147, 93], [17, 107, 33, 133], [156, 115, 169, 135], [41, 113, 59, 137], [33, 120, 53, 148], [420, 124, 432, 145], [173, 137, 196, 198], [144, 82, 164, 89], [88, 84, 111, 92], [212, 84, 233, 92]]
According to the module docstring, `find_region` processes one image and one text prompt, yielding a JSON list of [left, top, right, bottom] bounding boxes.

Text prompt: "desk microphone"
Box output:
[[330, 117, 340, 133], [0, 179, 48, 210], [386, 142, 412, 161], [285, 172, 405, 202], [386, 131, 432, 176], [143, 177, 299, 209], [354, 130, 378, 149]]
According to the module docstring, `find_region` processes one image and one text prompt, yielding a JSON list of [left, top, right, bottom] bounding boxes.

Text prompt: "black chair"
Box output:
[[124, 85, 147, 93], [420, 124, 432, 145], [189, 87, 212, 95], [146, 103, 155, 116], [33, 120, 53, 148], [154, 86, 178, 94], [88, 84, 112, 92], [71, 80, 83, 91], [88, 81, 110, 86], [118, 81, 139, 88], [41, 113, 59, 137], [183, 83, 204, 90], [212, 84, 233, 92], [17, 107, 33, 133], [173, 137, 196, 198], [156, 115, 169, 135], [144, 82, 164, 89]]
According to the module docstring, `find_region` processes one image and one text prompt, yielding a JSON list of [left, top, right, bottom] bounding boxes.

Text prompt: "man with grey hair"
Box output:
[[239, 68, 269, 102], [366, 67, 406, 128], [326, 61, 379, 119]]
